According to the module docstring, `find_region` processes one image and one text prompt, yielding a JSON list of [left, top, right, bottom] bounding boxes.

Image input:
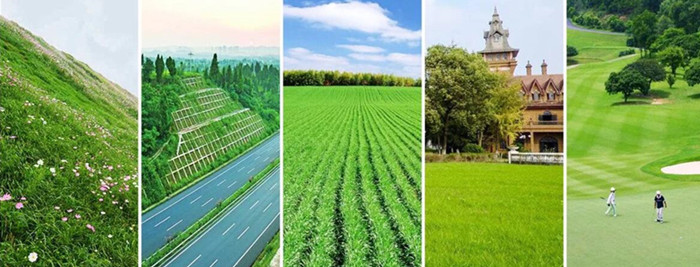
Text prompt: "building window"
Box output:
[[539, 136, 559, 152], [532, 91, 540, 101], [547, 92, 555, 101], [538, 110, 557, 124]]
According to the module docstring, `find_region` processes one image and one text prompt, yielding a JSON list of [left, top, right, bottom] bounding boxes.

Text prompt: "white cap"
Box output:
[[656, 190, 661, 195], [610, 187, 615, 191]]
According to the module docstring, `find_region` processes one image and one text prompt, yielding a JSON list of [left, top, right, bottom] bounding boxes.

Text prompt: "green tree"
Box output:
[[155, 55, 164, 82], [567, 46, 579, 57], [658, 46, 686, 76], [629, 10, 658, 56], [425, 44, 500, 153], [165, 56, 176, 77], [605, 69, 649, 102], [209, 53, 220, 79], [486, 75, 524, 151], [142, 57, 154, 82], [684, 58, 700, 86], [623, 58, 666, 90], [667, 74, 675, 88], [660, 0, 700, 34]]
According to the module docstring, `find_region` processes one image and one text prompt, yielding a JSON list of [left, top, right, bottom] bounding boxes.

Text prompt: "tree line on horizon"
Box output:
[[283, 70, 421, 87]]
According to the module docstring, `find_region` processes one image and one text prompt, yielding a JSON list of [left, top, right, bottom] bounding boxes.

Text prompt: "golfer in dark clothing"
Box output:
[[654, 190, 667, 223]]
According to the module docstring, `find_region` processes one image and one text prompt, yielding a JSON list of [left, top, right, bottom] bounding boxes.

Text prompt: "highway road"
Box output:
[[142, 133, 280, 258], [161, 168, 280, 267]]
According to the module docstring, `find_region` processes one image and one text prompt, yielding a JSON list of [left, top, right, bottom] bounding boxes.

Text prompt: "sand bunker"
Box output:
[[661, 161, 700, 175]]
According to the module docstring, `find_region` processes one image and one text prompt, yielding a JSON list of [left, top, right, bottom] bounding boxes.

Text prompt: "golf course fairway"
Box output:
[[567, 29, 700, 266]]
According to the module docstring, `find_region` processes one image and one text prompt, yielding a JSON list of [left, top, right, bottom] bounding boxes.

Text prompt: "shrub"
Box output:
[[463, 143, 485, 153], [567, 46, 579, 57], [606, 16, 626, 32], [667, 74, 676, 88], [619, 49, 636, 57]]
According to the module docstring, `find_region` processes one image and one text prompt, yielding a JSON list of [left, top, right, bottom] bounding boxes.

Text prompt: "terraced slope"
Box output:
[[283, 86, 421, 266], [0, 16, 138, 265]]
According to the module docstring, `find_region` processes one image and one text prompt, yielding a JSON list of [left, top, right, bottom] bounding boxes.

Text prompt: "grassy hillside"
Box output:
[[0, 16, 138, 265], [567, 28, 700, 265], [567, 29, 631, 64], [426, 163, 563, 266]]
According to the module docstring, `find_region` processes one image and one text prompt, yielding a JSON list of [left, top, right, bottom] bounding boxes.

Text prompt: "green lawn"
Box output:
[[567, 29, 700, 266], [567, 29, 631, 64], [426, 163, 563, 266]]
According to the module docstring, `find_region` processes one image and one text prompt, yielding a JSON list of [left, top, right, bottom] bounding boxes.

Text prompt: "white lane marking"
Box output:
[[263, 203, 272, 213], [154, 216, 170, 228], [249, 200, 259, 210], [222, 223, 236, 236], [233, 214, 280, 267], [167, 219, 183, 232], [161, 169, 279, 266], [255, 156, 260, 160], [238, 167, 244, 172], [201, 198, 213, 207], [209, 259, 218, 267], [264, 157, 269, 162], [189, 196, 202, 204], [142, 141, 269, 223], [269, 183, 277, 191], [247, 168, 254, 174], [186, 254, 201, 267], [237, 226, 250, 240], [227, 181, 238, 188], [216, 180, 226, 186]]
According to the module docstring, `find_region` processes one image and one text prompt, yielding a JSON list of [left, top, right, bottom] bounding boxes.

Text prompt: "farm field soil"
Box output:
[[425, 162, 563, 266], [567, 29, 700, 266], [283, 86, 421, 266]]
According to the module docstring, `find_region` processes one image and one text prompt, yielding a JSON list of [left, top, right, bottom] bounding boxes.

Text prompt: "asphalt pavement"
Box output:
[[142, 133, 280, 258], [161, 168, 280, 267]]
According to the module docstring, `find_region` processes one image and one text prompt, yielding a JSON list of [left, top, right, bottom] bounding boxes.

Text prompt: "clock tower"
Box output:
[[478, 7, 519, 75]]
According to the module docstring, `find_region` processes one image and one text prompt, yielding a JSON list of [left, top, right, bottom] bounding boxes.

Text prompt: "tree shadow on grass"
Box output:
[[629, 90, 671, 100], [611, 100, 650, 106], [688, 93, 700, 99]]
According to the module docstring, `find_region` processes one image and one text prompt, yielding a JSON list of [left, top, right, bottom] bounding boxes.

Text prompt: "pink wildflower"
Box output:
[[0, 193, 11, 201], [15, 202, 24, 209], [86, 224, 95, 232], [75, 214, 81, 219], [62, 217, 68, 222]]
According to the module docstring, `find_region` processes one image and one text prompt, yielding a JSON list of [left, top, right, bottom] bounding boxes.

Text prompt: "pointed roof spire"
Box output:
[[494, 6, 498, 15]]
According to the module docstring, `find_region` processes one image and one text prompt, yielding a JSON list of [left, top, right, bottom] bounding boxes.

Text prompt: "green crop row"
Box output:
[[283, 86, 421, 266]]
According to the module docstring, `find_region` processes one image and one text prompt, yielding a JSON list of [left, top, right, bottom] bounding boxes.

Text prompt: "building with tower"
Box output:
[[480, 7, 564, 152]]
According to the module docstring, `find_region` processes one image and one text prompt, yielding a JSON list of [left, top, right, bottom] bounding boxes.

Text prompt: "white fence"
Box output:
[[508, 152, 564, 165]]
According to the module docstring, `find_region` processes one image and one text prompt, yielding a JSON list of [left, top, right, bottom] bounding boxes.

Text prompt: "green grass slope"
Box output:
[[426, 163, 563, 266], [567, 29, 631, 64], [0, 16, 138, 265], [567, 29, 700, 266]]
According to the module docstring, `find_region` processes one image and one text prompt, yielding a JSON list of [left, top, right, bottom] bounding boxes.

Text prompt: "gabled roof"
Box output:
[[516, 74, 564, 94]]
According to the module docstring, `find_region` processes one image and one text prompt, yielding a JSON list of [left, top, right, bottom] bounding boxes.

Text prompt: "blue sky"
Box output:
[[1, 0, 138, 95], [284, 0, 422, 78], [426, 0, 564, 76]]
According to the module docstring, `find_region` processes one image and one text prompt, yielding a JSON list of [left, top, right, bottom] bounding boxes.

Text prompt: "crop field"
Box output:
[[425, 163, 563, 266], [283, 86, 421, 266], [0, 17, 138, 265], [567, 29, 700, 265]]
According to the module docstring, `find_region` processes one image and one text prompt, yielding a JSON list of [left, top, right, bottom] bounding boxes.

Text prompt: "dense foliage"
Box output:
[[425, 44, 525, 154], [284, 86, 421, 266], [141, 53, 279, 208], [605, 68, 650, 101], [283, 70, 420, 87]]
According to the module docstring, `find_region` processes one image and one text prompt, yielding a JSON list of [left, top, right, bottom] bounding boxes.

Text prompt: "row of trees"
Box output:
[[425, 45, 524, 154], [283, 70, 421, 87], [605, 55, 700, 102]]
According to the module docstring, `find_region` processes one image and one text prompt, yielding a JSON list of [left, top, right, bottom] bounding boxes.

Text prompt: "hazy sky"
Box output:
[[426, 0, 564, 75], [284, 0, 422, 78], [142, 0, 281, 48], [1, 0, 139, 95]]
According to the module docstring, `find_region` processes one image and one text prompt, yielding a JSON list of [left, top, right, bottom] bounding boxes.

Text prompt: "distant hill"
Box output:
[[142, 46, 279, 62], [0, 15, 137, 264]]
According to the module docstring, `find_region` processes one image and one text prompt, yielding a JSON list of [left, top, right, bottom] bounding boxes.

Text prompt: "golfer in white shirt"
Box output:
[[605, 187, 617, 217]]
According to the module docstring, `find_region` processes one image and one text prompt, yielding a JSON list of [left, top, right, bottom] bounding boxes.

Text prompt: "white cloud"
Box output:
[[349, 52, 421, 67], [284, 47, 349, 70], [337, 44, 385, 53], [285, 47, 421, 78], [348, 53, 386, 62], [284, 1, 421, 42]]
